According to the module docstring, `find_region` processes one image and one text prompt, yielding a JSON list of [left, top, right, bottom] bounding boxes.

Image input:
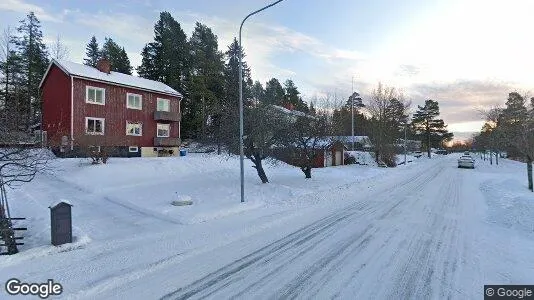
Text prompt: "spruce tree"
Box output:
[[264, 78, 284, 106], [101, 38, 132, 74], [16, 12, 49, 129], [137, 11, 189, 94], [284, 79, 309, 112], [84, 36, 100, 67], [251, 81, 265, 104], [0, 28, 24, 130]]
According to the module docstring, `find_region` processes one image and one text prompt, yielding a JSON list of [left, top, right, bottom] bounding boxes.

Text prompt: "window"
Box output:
[[85, 117, 105, 135], [128, 146, 138, 152], [127, 93, 142, 110], [126, 122, 142, 136], [157, 98, 170, 112], [86, 86, 105, 105], [157, 123, 170, 137], [88, 146, 101, 153]]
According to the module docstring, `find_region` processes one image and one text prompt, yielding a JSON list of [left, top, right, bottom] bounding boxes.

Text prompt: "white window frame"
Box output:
[[126, 121, 143, 136], [157, 98, 170, 112], [126, 93, 142, 110], [128, 146, 139, 152], [86, 86, 105, 105], [85, 117, 105, 135], [157, 123, 170, 137]]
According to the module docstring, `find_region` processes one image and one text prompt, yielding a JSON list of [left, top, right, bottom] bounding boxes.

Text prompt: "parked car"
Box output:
[[413, 151, 423, 158], [436, 149, 448, 155], [458, 154, 475, 169], [500, 151, 508, 158]]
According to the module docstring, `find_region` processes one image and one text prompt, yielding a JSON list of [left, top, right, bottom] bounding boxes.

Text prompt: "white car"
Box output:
[[458, 155, 475, 169]]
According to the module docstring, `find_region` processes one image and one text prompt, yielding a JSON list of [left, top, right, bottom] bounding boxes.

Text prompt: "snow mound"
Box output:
[[345, 151, 377, 166], [480, 178, 534, 236]]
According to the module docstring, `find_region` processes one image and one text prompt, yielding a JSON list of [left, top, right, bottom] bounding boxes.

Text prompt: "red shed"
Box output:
[[39, 59, 183, 157]]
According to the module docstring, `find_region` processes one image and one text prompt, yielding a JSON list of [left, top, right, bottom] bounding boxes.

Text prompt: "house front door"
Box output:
[[335, 150, 342, 166]]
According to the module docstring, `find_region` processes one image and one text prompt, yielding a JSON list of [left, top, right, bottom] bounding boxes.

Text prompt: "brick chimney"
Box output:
[[96, 58, 111, 74], [283, 103, 294, 111]]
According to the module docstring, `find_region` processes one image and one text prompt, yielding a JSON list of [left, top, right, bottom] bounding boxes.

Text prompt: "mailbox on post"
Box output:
[[49, 201, 72, 246]]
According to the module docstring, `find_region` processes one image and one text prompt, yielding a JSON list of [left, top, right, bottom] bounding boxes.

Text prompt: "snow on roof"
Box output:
[[49, 199, 72, 208], [271, 105, 312, 118], [43, 59, 182, 98], [329, 136, 373, 146]]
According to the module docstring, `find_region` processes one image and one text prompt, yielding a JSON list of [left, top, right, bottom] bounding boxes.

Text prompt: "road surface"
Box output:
[[4, 155, 527, 300], [137, 157, 482, 299]]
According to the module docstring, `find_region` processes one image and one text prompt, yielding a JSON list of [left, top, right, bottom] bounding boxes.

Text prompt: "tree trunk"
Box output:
[[527, 156, 533, 192], [252, 154, 269, 183], [301, 166, 312, 179], [496, 150, 499, 165], [490, 151, 493, 165]]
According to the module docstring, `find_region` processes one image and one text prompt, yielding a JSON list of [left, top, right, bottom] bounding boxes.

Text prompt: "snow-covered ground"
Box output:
[[1, 152, 533, 299]]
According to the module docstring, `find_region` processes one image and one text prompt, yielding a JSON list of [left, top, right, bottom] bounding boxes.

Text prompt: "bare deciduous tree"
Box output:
[[49, 34, 69, 60], [367, 82, 409, 166]]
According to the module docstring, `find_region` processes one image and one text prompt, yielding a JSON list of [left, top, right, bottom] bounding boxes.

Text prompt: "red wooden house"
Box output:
[[39, 58, 183, 157]]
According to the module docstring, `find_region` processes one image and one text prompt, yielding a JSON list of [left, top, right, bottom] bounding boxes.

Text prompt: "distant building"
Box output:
[[330, 136, 373, 151], [396, 139, 422, 152]]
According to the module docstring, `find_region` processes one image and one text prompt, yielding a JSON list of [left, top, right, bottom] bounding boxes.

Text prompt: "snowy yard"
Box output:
[[1, 153, 533, 299]]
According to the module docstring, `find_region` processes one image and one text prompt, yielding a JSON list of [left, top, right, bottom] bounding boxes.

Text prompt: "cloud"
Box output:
[[76, 12, 153, 46], [407, 79, 526, 131], [395, 64, 420, 77], [0, 0, 61, 23]]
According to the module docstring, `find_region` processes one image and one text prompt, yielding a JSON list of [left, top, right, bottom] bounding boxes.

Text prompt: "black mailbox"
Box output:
[[49, 201, 72, 246]]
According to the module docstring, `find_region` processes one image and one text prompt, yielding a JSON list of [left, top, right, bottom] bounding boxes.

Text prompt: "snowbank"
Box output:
[[344, 151, 376, 166]]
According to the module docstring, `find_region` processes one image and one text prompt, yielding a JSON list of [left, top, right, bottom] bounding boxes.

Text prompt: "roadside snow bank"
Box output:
[[480, 178, 534, 236]]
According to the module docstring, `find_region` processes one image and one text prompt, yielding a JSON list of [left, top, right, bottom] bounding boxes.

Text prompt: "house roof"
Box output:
[[271, 105, 310, 118], [40, 59, 182, 98], [329, 136, 373, 147]]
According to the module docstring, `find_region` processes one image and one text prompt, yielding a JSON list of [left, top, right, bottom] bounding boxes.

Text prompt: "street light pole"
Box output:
[[239, 0, 284, 203], [404, 122, 407, 165]]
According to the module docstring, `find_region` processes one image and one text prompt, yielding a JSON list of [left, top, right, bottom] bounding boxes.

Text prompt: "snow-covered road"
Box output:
[[2, 154, 533, 299], [158, 158, 476, 299]]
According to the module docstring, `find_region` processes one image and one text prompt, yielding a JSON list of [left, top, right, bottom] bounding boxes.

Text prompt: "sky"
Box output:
[[1, 0, 533, 141]]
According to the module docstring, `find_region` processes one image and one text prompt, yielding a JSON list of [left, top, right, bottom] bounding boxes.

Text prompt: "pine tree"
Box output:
[[412, 99, 453, 158], [84, 36, 100, 67], [16, 12, 49, 129]]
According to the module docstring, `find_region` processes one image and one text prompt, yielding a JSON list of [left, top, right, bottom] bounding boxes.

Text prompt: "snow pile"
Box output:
[[35, 153, 388, 225], [480, 178, 534, 235], [344, 151, 376, 166]]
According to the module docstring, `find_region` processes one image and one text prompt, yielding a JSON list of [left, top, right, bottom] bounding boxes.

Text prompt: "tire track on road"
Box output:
[[160, 160, 447, 300]]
